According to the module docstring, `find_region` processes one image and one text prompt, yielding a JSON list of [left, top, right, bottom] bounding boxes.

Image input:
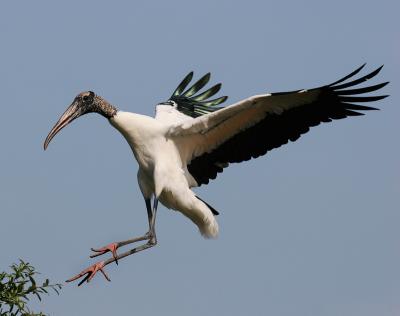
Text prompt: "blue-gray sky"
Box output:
[[1, 1, 399, 315]]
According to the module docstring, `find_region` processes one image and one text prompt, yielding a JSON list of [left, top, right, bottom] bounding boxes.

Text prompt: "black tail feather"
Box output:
[[196, 195, 219, 216]]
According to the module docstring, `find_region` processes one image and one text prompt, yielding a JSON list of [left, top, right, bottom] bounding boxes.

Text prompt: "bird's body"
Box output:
[[43, 64, 388, 285], [110, 111, 218, 237]]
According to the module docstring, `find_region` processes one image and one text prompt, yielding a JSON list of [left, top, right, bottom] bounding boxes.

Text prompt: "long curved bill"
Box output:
[[44, 102, 82, 150]]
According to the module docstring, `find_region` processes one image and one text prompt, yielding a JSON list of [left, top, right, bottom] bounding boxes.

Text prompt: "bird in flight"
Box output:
[[44, 64, 388, 286]]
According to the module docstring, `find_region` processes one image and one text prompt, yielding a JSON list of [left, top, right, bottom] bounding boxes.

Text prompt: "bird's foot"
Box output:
[[66, 261, 110, 286], [90, 242, 119, 264]]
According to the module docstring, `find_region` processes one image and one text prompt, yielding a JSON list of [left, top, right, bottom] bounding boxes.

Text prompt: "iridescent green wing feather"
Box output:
[[169, 72, 228, 118]]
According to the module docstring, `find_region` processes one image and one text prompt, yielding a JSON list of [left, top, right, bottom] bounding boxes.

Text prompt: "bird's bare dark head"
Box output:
[[43, 91, 117, 150], [77, 90, 96, 106]]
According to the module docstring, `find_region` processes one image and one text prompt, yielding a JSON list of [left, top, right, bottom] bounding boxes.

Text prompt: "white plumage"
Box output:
[[110, 111, 219, 238], [43, 64, 388, 285]]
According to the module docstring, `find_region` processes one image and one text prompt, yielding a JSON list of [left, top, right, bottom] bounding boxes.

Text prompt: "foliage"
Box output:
[[0, 260, 62, 316]]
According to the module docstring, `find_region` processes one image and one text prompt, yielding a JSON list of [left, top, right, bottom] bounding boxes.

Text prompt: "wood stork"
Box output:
[[44, 64, 388, 285]]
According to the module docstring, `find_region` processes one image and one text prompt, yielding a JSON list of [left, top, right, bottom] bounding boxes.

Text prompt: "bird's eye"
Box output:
[[82, 95, 92, 103]]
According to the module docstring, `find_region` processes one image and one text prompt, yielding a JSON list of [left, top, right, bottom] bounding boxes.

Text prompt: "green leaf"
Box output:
[[34, 292, 42, 301], [28, 275, 36, 287]]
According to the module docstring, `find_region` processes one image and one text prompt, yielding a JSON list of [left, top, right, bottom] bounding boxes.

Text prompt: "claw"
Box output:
[[66, 261, 110, 286], [90, 242, 119, 265]]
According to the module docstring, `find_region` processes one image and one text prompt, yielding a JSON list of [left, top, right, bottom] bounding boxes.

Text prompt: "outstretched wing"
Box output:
[[155, 72, 228, 123], [168, 65, 388, 186]]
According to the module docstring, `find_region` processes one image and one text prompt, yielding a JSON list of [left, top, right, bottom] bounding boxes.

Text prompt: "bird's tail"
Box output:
[[179, 196, 219, 239], [198, 213, 219, 239], [194, 195, 219, 238], [162, 188, 219, 238]]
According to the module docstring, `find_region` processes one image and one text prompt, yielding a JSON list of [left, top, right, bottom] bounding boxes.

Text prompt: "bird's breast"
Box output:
[[110, 111, 182, 172]]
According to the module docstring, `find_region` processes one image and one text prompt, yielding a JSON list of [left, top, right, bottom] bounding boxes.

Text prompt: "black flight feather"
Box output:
[[168, 72, 228, 118], [187, 65, 388, 186]]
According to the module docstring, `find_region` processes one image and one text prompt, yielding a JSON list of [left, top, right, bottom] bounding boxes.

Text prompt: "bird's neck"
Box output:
[[95, 97, 118, 119]]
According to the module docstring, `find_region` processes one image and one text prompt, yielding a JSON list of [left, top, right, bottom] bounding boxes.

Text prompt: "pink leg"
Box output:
[[66, 198, 158, 286], [89, 234, 150, 265], [66, 261, 110, 286], [66, 237, 157, 286]]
